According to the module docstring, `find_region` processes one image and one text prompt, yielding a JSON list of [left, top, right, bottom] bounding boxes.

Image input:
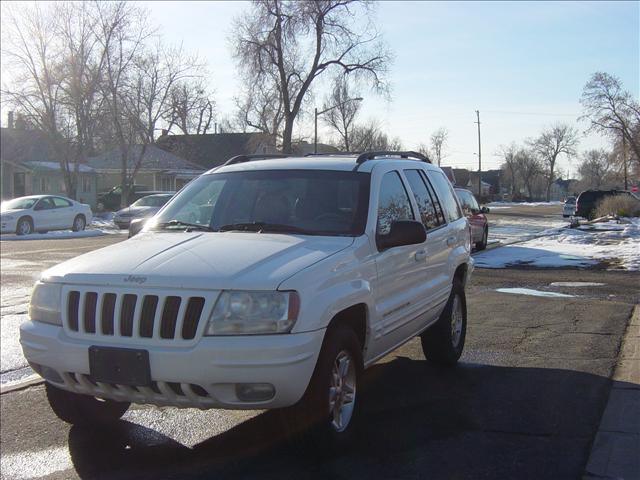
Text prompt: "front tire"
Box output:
[[421, 278, 467, 366], [45, 383, 130, 425], [72, 215, 86, 232], [281, 324, 363, 449], [16, 217, 33, 236]]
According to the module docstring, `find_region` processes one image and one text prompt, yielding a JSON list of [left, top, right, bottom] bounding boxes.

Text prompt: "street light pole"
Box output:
[[475, 110, 482, 196], [314, 97, 363, 154]]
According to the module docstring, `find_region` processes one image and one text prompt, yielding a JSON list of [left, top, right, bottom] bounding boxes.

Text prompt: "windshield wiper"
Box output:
[[217, 222, 314, 234], [156, 220, 214, 232]]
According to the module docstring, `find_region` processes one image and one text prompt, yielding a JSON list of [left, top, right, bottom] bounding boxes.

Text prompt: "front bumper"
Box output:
[[20, 321, 325, 410], [0, 219, 17, 234]]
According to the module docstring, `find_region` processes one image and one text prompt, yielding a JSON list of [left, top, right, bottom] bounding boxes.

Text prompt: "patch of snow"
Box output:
[[550, 282, 605, 287], [496, 288, 576, 298], [477, 219, 640, 271], [487, 201, 563, 207], [488, 217, 568, 245]]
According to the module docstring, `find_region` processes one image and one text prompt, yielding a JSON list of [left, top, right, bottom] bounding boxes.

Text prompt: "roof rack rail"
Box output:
[[223, 154, 291, 166], [304, 152, 360, 157], [355, 151, 431, 164]]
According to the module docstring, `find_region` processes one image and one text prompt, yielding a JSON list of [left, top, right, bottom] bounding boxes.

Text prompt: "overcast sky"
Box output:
[[2, 1, 638, 175]]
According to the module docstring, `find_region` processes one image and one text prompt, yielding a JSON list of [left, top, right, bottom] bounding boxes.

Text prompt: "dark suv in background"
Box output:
[[575, 189, 638, 219]]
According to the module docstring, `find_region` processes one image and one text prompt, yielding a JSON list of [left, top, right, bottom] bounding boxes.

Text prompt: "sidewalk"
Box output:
[[584, 305, 640, 480]]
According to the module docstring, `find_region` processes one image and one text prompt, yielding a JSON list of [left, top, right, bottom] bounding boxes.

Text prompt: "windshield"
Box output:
[[132, 195, 172, 207], [152, 170, 370, 236], [565, 197, 576, 204], [1, 197, 39, 211]]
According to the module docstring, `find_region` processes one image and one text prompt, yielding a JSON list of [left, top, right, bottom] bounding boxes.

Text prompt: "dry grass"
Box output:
[[594, 195, 640, 218]]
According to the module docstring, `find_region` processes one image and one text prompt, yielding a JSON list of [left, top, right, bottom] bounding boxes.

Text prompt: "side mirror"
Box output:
[[377, 220, 426, 251], [128, 218, 146, 238], [481, 206, 490, 214]]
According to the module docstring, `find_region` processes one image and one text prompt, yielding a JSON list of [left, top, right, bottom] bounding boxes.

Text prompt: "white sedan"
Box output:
[[0, 195, 92, 235]]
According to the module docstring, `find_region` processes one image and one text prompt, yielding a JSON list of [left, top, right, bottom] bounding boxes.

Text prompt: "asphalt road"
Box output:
[[1, 205, 638, 479]]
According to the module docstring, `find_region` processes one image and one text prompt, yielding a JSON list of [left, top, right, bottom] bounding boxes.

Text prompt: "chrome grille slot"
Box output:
[[182, 297, 205, 340], [83, 292, 98, 334], [101, 293, 116, 335], [139, 295, 159, 338], [161, 296, 181, 339], [68, 291, 80, 331], [63, 288, 215, 344]]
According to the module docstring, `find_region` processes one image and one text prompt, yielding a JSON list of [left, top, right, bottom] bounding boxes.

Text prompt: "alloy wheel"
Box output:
[[329, 350, 356, 433]]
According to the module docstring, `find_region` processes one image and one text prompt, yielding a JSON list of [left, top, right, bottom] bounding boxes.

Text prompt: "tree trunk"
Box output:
[[282, 115, 294, 153]]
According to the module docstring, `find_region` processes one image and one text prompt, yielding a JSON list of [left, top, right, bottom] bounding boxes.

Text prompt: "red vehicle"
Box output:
[[455, 188, 490, 250]]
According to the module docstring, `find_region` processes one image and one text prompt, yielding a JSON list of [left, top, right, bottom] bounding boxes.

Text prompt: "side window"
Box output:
[[35, 198, 55, 210], [426, 171, 462, 223], [52, 197, 72, 208], [404, 170, 442, 230], [376, 171, 414, 236], [469, 193, 480, 212], [457, 190, 473, 216]]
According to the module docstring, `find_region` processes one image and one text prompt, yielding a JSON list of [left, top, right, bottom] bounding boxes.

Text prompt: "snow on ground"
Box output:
[[477, 218, 640, 271], [549, 282, 605, 287], [488, 216, 568, 245], [496, 288, 577, 298], [487, 201, 563, 207]]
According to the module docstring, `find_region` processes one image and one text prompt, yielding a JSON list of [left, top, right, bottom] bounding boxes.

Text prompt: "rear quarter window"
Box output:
[[425, 170, 462, 223]]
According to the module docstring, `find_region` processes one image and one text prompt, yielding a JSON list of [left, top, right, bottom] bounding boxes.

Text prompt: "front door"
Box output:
[[369, 170, 425, 359], [13, 173, 25, 197]]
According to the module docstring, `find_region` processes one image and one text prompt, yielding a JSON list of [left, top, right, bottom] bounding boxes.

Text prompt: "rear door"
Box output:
[[424, 170, 468, 304], [51, 197, 75, 228], [32, 197, 56, 230], [403, 168, 450, 329]]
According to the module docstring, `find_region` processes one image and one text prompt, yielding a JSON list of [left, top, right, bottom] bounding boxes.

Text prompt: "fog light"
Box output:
[[235, 383, 275, 402]]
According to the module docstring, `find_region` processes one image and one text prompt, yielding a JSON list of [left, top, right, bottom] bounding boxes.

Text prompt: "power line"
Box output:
[[483, 110, 579, 117]]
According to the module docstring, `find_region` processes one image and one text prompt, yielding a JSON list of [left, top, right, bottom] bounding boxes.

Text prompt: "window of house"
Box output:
[[376, 171, 414, 236], [40, 177, 48, 192], [425, 171, 462, 223], [82, 176, 92, 193], [160, 176, 173, 191], [404, 169, 443, 230]]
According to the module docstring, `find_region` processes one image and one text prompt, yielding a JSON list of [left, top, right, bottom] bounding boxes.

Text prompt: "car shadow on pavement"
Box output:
[[67, 357, 622, 480]]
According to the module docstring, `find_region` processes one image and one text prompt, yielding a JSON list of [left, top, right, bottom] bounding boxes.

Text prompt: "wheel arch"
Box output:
[[326, 303, 369, 356]]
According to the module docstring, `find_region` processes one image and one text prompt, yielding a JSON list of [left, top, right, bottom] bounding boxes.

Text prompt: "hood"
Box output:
[[115, 206, 158, 218], [42, 231, 354, 290], [0, 208, 29, 216]]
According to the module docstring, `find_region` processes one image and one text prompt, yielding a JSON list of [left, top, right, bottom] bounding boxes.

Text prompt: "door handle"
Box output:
[[446, 236, 456, 247], [415, 250, 427, 261]]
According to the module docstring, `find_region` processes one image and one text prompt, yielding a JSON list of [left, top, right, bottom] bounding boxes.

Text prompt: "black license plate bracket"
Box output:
[[89, 346, 151, 386]]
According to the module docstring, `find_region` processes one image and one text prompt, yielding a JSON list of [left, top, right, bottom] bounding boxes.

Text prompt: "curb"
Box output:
[[583, 305, 640, 480], [0, 374, 43, 395]]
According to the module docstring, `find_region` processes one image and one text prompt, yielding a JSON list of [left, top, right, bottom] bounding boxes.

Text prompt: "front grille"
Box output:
[[65, 289, 209, 342]]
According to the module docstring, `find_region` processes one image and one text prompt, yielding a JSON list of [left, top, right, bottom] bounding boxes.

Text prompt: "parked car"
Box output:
[[21, 152, 473, 443], [455, 188, 489, 250], [96, 185, 151, 211], [563, 196, 576, 217], [1, 195, 92, 236], [113, 193, 174, 229], [575, 189, 638, 219]]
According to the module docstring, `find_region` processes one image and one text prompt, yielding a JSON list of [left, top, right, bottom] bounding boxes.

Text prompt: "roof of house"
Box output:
[[87, 145, 203, 172], [0, 127, 58, 165], [156, 132, 276, 169], [22, 161, 94, 173], [290, 141, 340, 156]]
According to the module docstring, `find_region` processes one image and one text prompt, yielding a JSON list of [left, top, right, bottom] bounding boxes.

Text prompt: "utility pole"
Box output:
[[475, 110, 482, 196], [314, 108, 318, 154]]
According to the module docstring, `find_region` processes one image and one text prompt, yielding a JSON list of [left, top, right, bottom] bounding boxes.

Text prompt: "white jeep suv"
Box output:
[[21, 151, 473, 441]]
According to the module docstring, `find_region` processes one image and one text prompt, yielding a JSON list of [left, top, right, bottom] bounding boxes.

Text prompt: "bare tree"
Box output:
[[578, 149, 612, 189], [231, 0, 391, 153], [429, 127, 448, 166], [234, 77, 284, 139], [322, 76, 362, 151], [514, 149, 542, 200], [580, 72, 640, 166], [497, 143, 519, 196], [528, 124, 579, 201], [350, 119, 401, 151], [164, 79, 215, 135]]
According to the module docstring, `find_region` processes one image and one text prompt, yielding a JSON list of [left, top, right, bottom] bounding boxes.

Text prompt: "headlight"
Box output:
[[205, 291, 300, 335], [29, 282, 63, 326]]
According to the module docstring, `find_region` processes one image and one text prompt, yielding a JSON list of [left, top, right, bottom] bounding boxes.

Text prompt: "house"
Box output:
[[469, 170, 501, 197], [156, 132, 277, 169], [0, 118, 98, 205], [452, 168, 471, 188], [86, 145, 204, 194], [550, 179, 578, 201], [440, 166, 456, 184]]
